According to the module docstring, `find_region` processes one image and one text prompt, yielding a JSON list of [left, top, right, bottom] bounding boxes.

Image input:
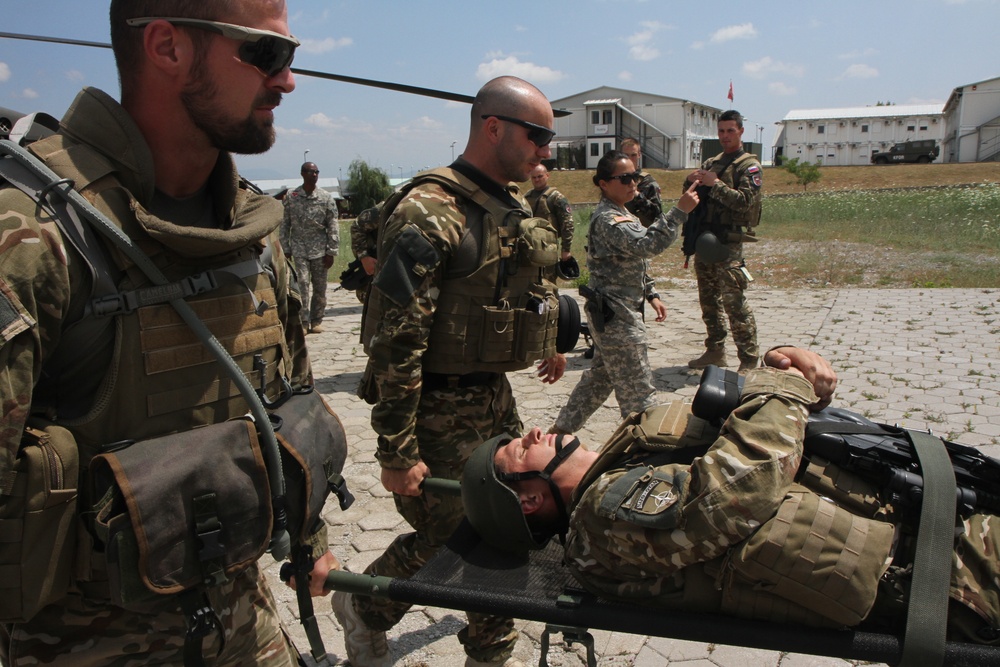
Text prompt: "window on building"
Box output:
[[907, 125, 916, 132], [591, 111, 600, 125], [861, 124, 869, 133], [817, 125, 825, 134], [602, 110, 613, 124], [920, 125, 928, 131], [590, 143, 599, 157], [603, 142, 612, 154]]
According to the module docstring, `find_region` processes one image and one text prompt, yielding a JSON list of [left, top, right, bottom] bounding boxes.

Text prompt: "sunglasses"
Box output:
[[302, 169, 319, 175], [606, 171, 642, 185], [127, 17, 300, 77], [481, 114, 555, 148]]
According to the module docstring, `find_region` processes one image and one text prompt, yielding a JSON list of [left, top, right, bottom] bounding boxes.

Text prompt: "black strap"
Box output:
[[288, 545, 331, 664], [899, 430, 956, 667], [178, 590, 224, 667]]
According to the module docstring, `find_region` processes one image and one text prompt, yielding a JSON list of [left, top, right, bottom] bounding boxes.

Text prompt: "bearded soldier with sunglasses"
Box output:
[[341, 76, 567, 667], [0, 2, 338, 665], [549, 150, 700, 436]]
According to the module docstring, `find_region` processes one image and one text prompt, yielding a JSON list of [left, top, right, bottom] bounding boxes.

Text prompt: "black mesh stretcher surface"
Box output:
[[327, 521, 1000, 667]]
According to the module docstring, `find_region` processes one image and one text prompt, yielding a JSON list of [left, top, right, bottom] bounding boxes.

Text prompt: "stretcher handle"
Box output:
[[324, 569, 394, 596], [420, 477, 461, 496]]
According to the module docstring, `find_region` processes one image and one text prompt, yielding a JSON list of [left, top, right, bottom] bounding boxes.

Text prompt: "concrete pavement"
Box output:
[[263, 286, 1000, 667]]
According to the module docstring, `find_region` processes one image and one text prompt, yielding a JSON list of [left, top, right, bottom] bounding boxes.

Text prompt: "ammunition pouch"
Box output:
[[515, 216, 560, 268], [0, 420, 80, 623], [481, 282, 560, 364], [579, 285, 615, 334], [90, 420, 273, 611]]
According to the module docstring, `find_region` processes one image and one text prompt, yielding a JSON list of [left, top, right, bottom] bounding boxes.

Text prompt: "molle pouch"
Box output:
[[0, 421, 79, 623], [271, 388, 350, 544], [515, 216, 559, 267], [89, 420, 272, 611], [722, 487, 895, 627], [480, 301, 516, 363], [514, 286, 559, 363]]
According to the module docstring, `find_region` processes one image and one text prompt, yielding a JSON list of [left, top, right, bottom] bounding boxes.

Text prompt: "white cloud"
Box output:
[[0, 63, 10, 83], [305, 112, 347, 131], [743, 56, 805, 79], [20, 89, 39, 100], [625, 22, 666, 61], [837, 48, 878, 60], [768, 82, 797, 96], [299, 36, 353, 55], [618, 70, 634, 82], [386, 116, 446, 139], [840, 63, 879, 79], [67, 70, 86, 82], [710, 23, 758, 43], [475, 55, 564, 83]]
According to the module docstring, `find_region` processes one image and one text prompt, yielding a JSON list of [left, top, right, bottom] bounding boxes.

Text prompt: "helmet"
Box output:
[[462, 435, 547, 554], [555, 293, 581, 353], [556, 256, 580, 280], [695, 231, 730, 264]]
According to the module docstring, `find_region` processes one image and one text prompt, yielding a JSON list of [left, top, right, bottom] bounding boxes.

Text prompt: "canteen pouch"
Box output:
[[515, 216, 559, 267], [0, 422, 79, 623], [721, 486, 895, 627], [480, 302, 516, 363], [514, 286, 559, 363], [90, 420, 272, 611], [271, 388, 349, 544]]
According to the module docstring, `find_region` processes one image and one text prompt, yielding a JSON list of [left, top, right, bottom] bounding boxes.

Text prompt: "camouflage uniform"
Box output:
[[0, 87, 313, 666], [565, 368, 1000, 643], [356, 160, 537, 663], [553, 197, 685, 432], [280, 184, 339, 326], [525, 185, 573, 281], [689, 151, 762, 366], [624, 170, 662, 227], [350, 204, 380, 302]]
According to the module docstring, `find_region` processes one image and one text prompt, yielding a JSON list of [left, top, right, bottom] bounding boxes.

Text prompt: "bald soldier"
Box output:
[[525, 164, 574, 277], [335, 76, 567, 667]]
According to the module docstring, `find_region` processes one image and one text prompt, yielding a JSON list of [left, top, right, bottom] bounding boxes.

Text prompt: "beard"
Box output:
[[181, 62, 280, 155]]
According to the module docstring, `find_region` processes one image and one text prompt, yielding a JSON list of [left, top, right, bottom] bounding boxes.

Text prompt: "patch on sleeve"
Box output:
[[0, 280, 34, 343], [747, 164, 763, 188], [597, 465, 690, 529]]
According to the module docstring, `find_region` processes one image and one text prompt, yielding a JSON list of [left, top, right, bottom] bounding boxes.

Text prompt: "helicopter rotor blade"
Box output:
[[0, 31, 571, 117]]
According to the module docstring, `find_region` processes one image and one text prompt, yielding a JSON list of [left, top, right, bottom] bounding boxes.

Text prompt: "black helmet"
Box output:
[[695, 231, 730, 264], [555, 294, 581, 353], [556, 256, 580, 280], [462, 433, 581, 554]]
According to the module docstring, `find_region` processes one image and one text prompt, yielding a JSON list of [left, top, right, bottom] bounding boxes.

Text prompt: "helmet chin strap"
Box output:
[[498, 434, 580, 538]]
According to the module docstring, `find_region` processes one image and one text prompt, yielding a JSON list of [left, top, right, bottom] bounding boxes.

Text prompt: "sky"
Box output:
[[3, 0, 999, 182]]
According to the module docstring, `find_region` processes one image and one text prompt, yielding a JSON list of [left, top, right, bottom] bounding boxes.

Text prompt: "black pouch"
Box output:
[[90, 420, 272, 611]]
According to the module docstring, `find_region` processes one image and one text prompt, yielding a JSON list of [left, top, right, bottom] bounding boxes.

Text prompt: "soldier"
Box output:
[[0, 1, 337, 665], [333, 76, 567, 667], [524, 163, 575, 280], [349, 201, 381, 302], [549, 150, 699, 435], [280, 160, 339, 333], [620, 137, 663, 227], [684, 110, 762, 373], [464, 348, 1000, 645]]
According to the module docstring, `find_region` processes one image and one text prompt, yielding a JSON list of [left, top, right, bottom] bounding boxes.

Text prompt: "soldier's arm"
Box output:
[[325, 197, 339, 257], [0, 195, 74, 495], [265, 229, 312, 387], [279, 199, 292, 254], [601, 206, 685, 258], [553, 193, 574, 254], [349, 220, 367, 258], [707, 160, 762, 215]]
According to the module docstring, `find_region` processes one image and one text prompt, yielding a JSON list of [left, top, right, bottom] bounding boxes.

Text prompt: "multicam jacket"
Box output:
[[525, 186, 573, 253], [565, 368, 1000, 640], [696, 150, 762, 230], [584, 197, 684, 344], [280, 185, 339, 260]]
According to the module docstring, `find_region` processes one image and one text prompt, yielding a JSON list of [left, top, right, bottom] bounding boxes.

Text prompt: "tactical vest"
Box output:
[[573, 402, 896, 628], [705, 151, 762, 229], [526, 186, 558, 222], [361, 167, 559, 374]]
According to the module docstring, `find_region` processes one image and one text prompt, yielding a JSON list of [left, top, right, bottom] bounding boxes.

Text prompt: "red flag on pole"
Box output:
[[727, 81, 734, 102]]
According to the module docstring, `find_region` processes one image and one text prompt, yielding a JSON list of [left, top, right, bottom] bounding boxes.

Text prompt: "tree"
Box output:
[[346, 159, 392, 215], [780, 157, 822, 191]]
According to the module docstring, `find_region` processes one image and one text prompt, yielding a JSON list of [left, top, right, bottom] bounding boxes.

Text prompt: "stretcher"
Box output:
[[322, 518, 999, 667]]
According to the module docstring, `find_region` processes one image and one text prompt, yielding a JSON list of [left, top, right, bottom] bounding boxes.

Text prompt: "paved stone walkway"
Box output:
[[262, 286, 1000, 667]]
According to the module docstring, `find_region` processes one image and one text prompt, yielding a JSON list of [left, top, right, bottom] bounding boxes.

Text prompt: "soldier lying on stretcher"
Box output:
[[462, 347, 1000, 645]]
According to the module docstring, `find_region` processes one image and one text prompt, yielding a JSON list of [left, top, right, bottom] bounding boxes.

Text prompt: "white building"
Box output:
[[941, 75, 1000, 163], [773, 105, 944, 166], [549, 86, 723, 170]]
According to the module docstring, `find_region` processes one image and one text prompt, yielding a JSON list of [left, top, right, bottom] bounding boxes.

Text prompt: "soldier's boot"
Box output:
[[333, 591, 391, 667], [688, 347, 728, 369], [465, 658, 526, 667], [309, 321, 324, 334], [738, 356, 760, 375]]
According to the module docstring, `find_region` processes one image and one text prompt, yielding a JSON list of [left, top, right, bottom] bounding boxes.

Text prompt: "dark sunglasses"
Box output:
[[302, 169, 319, 175], [127, 17, 300, 77], [481, 114, 555, 147], [606, 171, 642, 185]]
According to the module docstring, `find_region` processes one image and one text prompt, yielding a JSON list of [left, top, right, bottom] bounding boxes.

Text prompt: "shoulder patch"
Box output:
[[0, 280, 34, 343], [612, 215, 632, 223], [747, 165, 760, 174]]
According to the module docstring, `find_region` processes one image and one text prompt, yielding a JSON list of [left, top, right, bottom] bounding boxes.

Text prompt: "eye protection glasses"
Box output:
[[127, 17, 300, 77], [481, 114, 555, 148], [606, 171, 642, 185]]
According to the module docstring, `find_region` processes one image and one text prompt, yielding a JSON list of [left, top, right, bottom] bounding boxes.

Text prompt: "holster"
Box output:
[[579, 285, 615, 333]]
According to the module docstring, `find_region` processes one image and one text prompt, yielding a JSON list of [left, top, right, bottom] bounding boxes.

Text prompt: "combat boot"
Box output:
[[333, 590, 391, 667], [688, 347, 728, 369], [309, 321, 324, 334]]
